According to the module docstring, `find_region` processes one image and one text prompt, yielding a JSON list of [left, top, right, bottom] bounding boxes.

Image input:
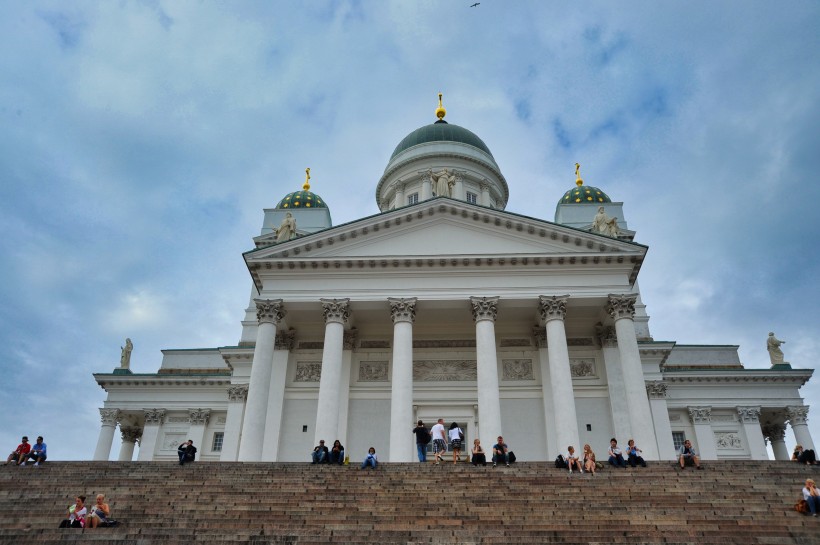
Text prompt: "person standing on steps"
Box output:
[[431, 418, 447, 465], [448, 422, 464, 464], [412, 420, 430, 463]]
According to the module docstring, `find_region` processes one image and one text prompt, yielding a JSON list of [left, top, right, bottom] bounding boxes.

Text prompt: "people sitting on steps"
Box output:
[[311, 440, 329, 464], [177, 440, 197, 465], [360, 447, 378, 470], [329, 440, 345, 465], [803, 478, 820, 516], [566, 445, 583, 474], [58, 496, 86, 528], [492, 436, 510, 467], [6, 436, 30, 466], [608, 438, 626, 468], [793, 444, 817, 465], [678, 439, 703, 470], [471, 439, 487, 466], [626, 439, 647, 468], [87, 494, 111, 528]]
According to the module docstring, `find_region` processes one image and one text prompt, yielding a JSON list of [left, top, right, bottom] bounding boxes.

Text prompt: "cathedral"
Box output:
[[93, 96, 814, 463]]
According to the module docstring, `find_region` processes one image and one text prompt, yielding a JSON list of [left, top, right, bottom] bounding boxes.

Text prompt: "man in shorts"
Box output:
[[678, 439, 703, 470], [431, 418, 447, 465], [6, 436, 30, 466]]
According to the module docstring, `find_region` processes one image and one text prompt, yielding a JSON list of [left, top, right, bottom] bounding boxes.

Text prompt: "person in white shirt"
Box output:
[[566, 445, 583, 474], [431, 419, 447, 465], [448, 422, 464, 465]]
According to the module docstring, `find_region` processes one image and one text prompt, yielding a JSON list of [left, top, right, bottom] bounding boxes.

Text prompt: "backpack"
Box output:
[[508, 451, 516, 463], [555, 454, 567, 469]]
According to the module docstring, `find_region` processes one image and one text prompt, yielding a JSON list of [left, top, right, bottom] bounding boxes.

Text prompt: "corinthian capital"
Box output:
[[736, 406, 761, 424], [227, 385, 249, 402], [470, 296, 499, 322], [688, 406, 712, 424], [275, 329, 296, 350], [99, 408, 121, 426], [607, 294, 637, 321], [254, 299, 286, 325], [762, 422, 786, 443], [388, 297, 417, 324], [143, 409, 166, 425], [787, 405, 810, 425], [120, 427, 142, 444], [321, 298, 351, 325], [188, 409, 211, 425], [538, 295, 569, 322], [645, 381, 668, 399]]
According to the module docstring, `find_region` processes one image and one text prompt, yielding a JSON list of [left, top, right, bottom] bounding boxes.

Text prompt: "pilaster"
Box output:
[[687, 406, 717, 460], [138, 409, 166, 461], [221, 385, 248, 461]]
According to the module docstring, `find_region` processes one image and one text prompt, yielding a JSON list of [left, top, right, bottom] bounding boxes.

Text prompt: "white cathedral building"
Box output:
[[93, 98, 814, 464]]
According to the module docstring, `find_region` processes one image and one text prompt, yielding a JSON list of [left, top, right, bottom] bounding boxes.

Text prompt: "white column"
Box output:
[[597, 325, 632, 443], [646, 381, 676, 460], [238, 299, 286, 461], [93, 408, 120, 461], [421, 172, 433, 201], [221, 385, 248, 461], [453, 172, 465, 201], [763, 422, 790, 461], [533, 327, 558, 457], [470, 297, 503, 443], [394, 183, 405, 208], [688, 407, 718, 460], [137, 409, 165, 461], [314, 298, 350, 445], [480, 182, 491, 207], [787, 406, 815, 451], [261, 330, 295, 461], [336, 329, 357, 448], [607, 294, 659, 460], [539, 295, 580, 454], [187, 409, 210, 457], [388, 298, 417, 462], [118, 427, 141, 461], [737, 407, 767, 460]]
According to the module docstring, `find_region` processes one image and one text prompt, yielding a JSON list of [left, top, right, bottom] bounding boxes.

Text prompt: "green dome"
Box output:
[[559, 184, 611, 204], [276, 190, 327, 209], [390, 120, 494, 160]]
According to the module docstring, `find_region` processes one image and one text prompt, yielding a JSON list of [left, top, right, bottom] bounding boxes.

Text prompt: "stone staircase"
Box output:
[[0, 460, 817, 544]]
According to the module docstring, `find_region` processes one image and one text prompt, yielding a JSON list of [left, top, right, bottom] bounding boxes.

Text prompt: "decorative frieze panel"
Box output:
[[298, 341, 324, 350], [167, 417, 189, 423], [360, 340, 390, 349], [714, 432, 743, 449], [567, 338, 594, 347], [359, 361, 388, 382], [413, 339, 475, 348], [161, 432, 186, 451], [414, 360, 477, 381], [570, 359, 596, 378], [502, 359, 534, 380], [500, 338, 531, 347], [295, 362, 322, 382]]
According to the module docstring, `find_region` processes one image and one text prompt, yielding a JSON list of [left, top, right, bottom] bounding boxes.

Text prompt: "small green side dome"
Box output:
[[276, 190, 328, 209], [560, 185, 611, 204], [390, 120, 494, 160]]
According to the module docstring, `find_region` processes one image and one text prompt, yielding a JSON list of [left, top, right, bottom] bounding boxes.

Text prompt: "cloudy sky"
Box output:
[[1, 1, 818, 461]]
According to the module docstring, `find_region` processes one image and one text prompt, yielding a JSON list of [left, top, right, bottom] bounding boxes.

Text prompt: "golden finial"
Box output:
[[303, 167, 311, 191], [435, 92, 446, 120], [575, 163, 584, 187]]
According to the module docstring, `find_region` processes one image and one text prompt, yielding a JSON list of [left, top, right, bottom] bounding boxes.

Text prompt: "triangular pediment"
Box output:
[[245, 199, 645, 262]]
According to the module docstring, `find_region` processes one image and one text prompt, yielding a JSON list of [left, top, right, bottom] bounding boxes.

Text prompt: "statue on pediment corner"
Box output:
[[767, 332, 787, 365], [275, 212, 297, 243], [120, 338, 133, 369]]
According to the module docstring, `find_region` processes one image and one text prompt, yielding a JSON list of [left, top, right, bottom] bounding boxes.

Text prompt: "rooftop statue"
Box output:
[[120, 338, 133, 369], [275, 212, 297, 243], [767, 332, 787, 365], [431, 168, 455, 198]]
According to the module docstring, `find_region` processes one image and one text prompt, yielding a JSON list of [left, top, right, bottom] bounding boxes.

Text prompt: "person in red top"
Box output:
[[6, 436, 31, 465]]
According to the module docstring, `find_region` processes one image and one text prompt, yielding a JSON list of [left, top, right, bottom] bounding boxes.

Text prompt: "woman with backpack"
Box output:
[[448, 422, 464, 465]]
